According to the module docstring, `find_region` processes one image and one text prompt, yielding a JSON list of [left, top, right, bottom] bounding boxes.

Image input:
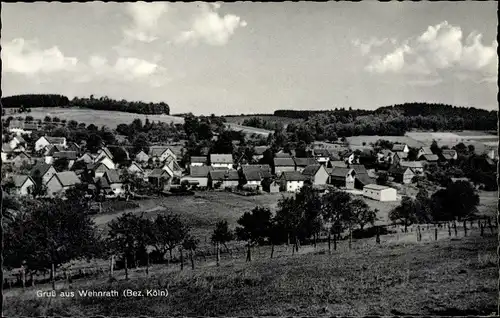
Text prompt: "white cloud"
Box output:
[[362, 21, 498, 83], [2, 38, 78, 75], [352, 37, 394, 56], [176, 3, 247, 46], [123, 2, 169, 42]]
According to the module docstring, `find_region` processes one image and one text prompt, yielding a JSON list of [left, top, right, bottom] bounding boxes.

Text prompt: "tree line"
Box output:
[[1, 94, 69, 108]]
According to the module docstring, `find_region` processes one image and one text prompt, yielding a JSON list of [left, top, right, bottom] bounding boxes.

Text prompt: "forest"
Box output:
[[1, 94, 170, 115]]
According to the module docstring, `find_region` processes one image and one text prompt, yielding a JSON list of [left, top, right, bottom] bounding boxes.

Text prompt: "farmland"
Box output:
[[346, 135, 427, 148], [4, 232, 496, 316], [224, 115, 303, 126], [10, 107, 185, 128]]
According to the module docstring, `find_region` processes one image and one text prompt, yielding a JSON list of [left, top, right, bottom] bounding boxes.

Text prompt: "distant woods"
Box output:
[[1, 94, 170, 115]]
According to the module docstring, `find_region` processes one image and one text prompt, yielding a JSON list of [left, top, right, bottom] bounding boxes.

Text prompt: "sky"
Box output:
[[2, 2, 498, 115]]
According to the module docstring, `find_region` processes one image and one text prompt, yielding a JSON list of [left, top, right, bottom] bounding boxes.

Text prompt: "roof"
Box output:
[[53, 151, 78, 160], [330, 167, 353, 178], [190, 156, 208, 164], [274, 157, 295, 167], [275, 152, 292, 158], [451, 177, 470, 183], [99, 147, 114, 160], [350, 164, 368, 175], [392, 144, 407, 151], [313, 149, 330, 157], [91, 162, 110, 172], [302, 164, 322, 177], [30, 163, 54, 177], [136, 150, 149, 157], [149, 168, 169, 178], [441, 150, 457, 160], [280, 171, 309, 181], [97, 176, 110, 189], [190, 166, 213, 178], [364, 184, 393, 191], [14, 135, 26, 143], [243, 170, 263, 181], [330, 161, 347, 168], [209, 169, 240, 181], [241, 164, 271, 173], [253, 146, 268, 155], [356, 173, 375, 186], [24, 123, 38, 130], [420, 154, 439, 162], [210, 154, 233, 164], [45, 136, 66, 144], [294, 157, 318, 167], [46, 145, 65, 156], [2, 143, 13, 152], [13, 175, 33, 188], [149, 146, 172, 158], [380, 149, 393, 156], [395, 152, 408, 159], [400, 161, 424, 168], [104, 170, 122, 184], [14, 152, 31, 159], [128, 162, 144, 171], [53, 171, 80, 187], [388, 166, 413, 176], [420, 147, 433, 155]]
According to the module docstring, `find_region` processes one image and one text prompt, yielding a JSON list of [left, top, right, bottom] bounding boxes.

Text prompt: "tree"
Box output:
[[321, 189, 351, 252], [86, 134, 103, 153], [151, 214, 189, 265], [350, 198, 376, 230], [430, 140, 441, 156], [211, 220, 234, 265], [132, 133, 150, 156], [389, 196, 418, 232], [376, 172, 389, 186], [431, 181, 479, 222], [53, 157, 69, 172], [235, 207, 273, 262], [182, 234, 199, 270], [415, 188, 432, 223]]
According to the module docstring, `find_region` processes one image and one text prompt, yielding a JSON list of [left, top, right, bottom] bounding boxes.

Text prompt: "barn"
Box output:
[[362, 184, 397, 202]]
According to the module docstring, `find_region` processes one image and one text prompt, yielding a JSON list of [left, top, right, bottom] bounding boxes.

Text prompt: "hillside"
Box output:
[[4, 234, 496, 316]]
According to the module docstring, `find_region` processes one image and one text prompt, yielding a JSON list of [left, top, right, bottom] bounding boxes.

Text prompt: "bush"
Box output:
[[352, 226, 394, 239]]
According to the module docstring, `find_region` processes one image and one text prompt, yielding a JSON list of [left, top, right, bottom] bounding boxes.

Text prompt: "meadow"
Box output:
[[4, 232, 497, 316], [223, 115, 303, 126], [11, 107, 185, 128]]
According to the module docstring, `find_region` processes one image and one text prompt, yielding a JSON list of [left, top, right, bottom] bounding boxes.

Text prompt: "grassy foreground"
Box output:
[[4, 234, 497, 316]]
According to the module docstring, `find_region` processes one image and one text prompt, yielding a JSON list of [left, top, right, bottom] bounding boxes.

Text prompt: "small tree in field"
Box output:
[[211, 220, 234, 266], [152, 214, 190, 264], [321, 189, 352, 253], [390, 196, 418, 232], [235, 207, 273, 262], [182, 235, 199, 270], [350, 198, 377, 230]]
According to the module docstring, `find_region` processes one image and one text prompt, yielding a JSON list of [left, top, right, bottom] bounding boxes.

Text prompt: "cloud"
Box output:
[[362, 21, 498, 83], [175, 3, 247, 46], [352, 37, 395, 56], [123, 2, 169, 42], [2, 38, 78, 75]]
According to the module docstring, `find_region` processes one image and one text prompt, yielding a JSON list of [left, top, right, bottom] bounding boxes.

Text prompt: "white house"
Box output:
[[363, 184, 397, 201], [149, 146, 176, 163], [279, 171, 308, 193], [313, 149, 331, 165], [13, 175, 35, 196], [103, 170, 124, 196], [162, 156, 182, 177], [95, 156, 116, 170], [77, 152, 95, 164], [35, 136, 67, 152], [392, 143, 409, 153], [95, 147, 114, 163], [46, 171, 81, 197], [2, 143, 13, 162], [344, 152, 358, 165], [9, 135, 25, 150], [302, 164, 330, 186], [210, 154, 234, 170], [135, 150, 150, 163], [399, 161, 425, 174], [190, 156, 208, 167]]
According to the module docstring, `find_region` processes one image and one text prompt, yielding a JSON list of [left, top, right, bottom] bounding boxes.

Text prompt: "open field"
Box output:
[[453, 130, 498, 137], [12, 107, 185, 128], [346, 135, 427, 148], [224, 115, 303, 126], [224, 123, 273, 136], [4, 233, 497, 316]]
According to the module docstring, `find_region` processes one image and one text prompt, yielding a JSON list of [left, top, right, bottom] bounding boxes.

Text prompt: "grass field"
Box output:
[[223, 115, 303, 126], [346, 135, 427, 148], [4, 232, 497, 316], [12, 107, 185, 128]]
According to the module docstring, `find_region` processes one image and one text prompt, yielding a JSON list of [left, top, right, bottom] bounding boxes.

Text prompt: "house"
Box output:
[[149, 146, 176, 163], [252, 146, 268, 162], [9, 135, 25, 150], [181, 166, 213, 188], [46, 171, 81, 197], [90, 162, 111, 178], [162, 156, 183, 178], [148, 169, 171, 188], [344, 152, 358, 165], [53, 151, 78, 169], [210, 154, 234, 170], [388, 166, 415, 184], [190, 156, 208, 167], [329, 167, 355, 189], [12, 152, 32, 168], [398, 161, 425, 174], [8, 120, 27, 135], [417, 147, 433, 159], [363, 184, 397, 201], [77, 152, 95, 164], [440, 149, 458, 162], [419, 154, 439, 163], [241, 165, 272, 187], [279, 171, 308, 192], [294, 157, 318, 172], [2, 143, 13, 162], [274, 157, 296, 175], [392, 143, 409, 153], [35, 136, 67, 152], [95, 156, 116, 170], [208, 169, 240, 189], [485, 148, 499, 161], [23, 122, 38, 133], [128, 162, 144, 175], [102, 170, 124, 196], [135, 150, 150, 163], [95, 147, 114, 163], [30, 163, 57, 185], [267, 180, 280, 193], [377, 149, 394, 164], [12, 175, 35, 196], [330, 160, 348, 168], [44, 145, 63, 164], [313, 149, 331, 165], [393, 152, 408, 165], [66, 142, 81, 154], [275, 152, 292, 158], [351, 165, 376, 190], [302, 164, 330, 186]]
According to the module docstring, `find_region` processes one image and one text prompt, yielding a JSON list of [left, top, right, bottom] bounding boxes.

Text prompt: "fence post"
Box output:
[[376, 227, 381, 245], [463, 220, 467, 237], [448, 222, 451, 237], [434, 227, 438, 241], [416, 225, 420, 242], [488, 217, 494, 234], [453, 221, 457, 236], [480, 222, 484, 236]]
